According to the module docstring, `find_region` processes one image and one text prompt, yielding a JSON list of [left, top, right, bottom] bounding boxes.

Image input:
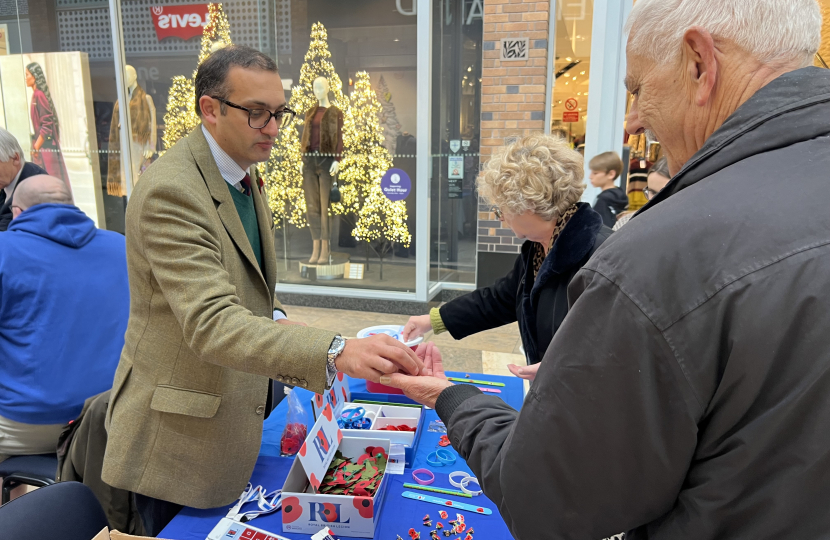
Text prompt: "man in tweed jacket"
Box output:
[[102, 46, 421, 535]]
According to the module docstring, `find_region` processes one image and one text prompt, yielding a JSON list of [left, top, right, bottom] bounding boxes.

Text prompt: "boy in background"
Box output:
[[589, 151, 628, 227]]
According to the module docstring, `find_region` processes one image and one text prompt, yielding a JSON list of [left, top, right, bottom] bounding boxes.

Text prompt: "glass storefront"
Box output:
[[0, 0, 652, 300], [549, 0, 592, 152], [430, 0, 482, 287], [0, 0, 644, 302]]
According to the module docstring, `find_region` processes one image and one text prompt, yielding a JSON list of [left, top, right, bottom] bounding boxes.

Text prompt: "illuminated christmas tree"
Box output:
[[347, 71, 411, 278], [375, 75, 402, 156], [264, 22, 347, 226], [162, 3, 232, 150]]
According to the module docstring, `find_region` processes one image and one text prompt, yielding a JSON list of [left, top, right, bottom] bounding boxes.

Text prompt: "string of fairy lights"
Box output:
[[161, 16, 411, 245], [162, 3, 232, 150], [348, 71, 411, 248], [262, 22, 411, 245]]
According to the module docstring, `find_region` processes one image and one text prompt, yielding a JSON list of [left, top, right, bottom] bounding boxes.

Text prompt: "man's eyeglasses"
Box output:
[[211, 97, 296, 129], [643, 186, 660, 201]]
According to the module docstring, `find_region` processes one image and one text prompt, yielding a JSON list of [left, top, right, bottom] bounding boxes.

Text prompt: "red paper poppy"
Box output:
[[282, 496, 302, 523], [353, 496, 374, 518]]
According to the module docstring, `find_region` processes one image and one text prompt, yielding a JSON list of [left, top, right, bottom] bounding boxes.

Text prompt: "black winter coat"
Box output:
[[439, 202, 611, 364], [436, 67, 830, 539]]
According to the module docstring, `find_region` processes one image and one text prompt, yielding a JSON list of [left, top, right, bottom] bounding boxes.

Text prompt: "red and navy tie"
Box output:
[[240, 174, 253, 196]]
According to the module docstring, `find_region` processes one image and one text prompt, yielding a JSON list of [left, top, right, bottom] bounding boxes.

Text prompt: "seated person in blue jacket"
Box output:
[[402, 133, 612, 381], [0, 175, 129, 462]]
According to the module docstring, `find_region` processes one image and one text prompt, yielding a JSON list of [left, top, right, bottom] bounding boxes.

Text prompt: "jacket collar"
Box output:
[[185, 127, 276, 297], [640, 67, 830, 213], [535, 202, 604, 276]]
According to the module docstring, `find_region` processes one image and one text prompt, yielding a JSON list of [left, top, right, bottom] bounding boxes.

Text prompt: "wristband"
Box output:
[[435, 449, 456, 465], [426, 452, 443, 467], [411, 468, 435, 485], [460, 476, 482, 496], [449, 471, 470, 489]]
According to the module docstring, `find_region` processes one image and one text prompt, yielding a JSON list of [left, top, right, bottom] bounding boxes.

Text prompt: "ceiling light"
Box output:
[[580, 71, 586, 75], [573, 76, 577, 80], [577, 92, 581, 96], [394, 38, 400, 42], [467, 66, 472, 72], [566, 57, 572, 62], [565, 82, 569, 85]]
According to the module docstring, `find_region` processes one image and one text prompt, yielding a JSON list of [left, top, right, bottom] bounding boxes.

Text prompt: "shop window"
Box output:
[[0, 0, 118, 231]]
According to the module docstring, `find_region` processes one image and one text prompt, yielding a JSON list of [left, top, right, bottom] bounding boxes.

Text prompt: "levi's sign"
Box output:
[[150, 5, 210, 41]]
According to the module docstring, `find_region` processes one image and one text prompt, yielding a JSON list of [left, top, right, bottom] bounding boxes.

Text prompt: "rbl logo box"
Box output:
[[281, 403, 391, 537]]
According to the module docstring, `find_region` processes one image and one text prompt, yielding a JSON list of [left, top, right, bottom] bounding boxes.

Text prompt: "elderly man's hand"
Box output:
[[335, 334, 424, 383], [379, 342, 453, 408]]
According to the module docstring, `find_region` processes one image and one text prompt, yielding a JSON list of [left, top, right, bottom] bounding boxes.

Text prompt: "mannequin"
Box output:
[[107, 65, 157, 196], [300, 77, 343, 264]]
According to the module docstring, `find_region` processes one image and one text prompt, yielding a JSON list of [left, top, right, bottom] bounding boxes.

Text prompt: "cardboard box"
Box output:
[[281, 403, 391, 538], [310, 374, 425, 466]]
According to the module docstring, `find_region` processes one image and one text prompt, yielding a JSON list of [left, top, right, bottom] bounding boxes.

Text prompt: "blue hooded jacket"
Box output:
[[0, 204, 129, 424]]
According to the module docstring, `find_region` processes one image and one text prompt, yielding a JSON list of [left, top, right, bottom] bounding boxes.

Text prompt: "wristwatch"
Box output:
[[326, 335, 346, 387]]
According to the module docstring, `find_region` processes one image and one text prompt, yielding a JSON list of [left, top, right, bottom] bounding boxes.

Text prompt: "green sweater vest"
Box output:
[[226, 182, 263, 270]]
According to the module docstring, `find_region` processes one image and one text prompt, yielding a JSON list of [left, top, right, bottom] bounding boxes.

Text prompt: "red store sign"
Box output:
[[150, 4, 210, 41]]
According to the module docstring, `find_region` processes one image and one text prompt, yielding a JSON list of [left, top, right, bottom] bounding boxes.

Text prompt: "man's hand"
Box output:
[[507, 362, 539, 380], [402, 314, 432, 342], [379, 342, 453, 408], [276, 319, 308, 327], [335, 334, 423, 383]]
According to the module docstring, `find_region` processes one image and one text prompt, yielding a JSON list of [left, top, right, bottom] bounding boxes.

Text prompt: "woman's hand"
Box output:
[[402, 314, 432, 342], [380, 342, 452, 408], [507, 362, 540, 381]]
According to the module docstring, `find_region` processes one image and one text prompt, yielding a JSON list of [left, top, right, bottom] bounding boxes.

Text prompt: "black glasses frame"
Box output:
[[643, 186, 659, 201], [211, 97, 296, 129]]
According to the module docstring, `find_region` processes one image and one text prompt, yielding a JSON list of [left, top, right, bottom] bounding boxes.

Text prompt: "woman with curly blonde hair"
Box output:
[[403, 133, 612, 379]]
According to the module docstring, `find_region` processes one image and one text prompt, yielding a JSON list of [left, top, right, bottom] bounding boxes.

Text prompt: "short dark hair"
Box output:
[[194, 45, 278, 117]]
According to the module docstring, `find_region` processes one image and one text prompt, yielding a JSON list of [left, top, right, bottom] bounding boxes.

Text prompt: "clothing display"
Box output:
[[302, 155, 335, 241], [434, 203, 611, 365], [301, 105, 343, 242], [434, 67, 830, 539], [29, 85, 70, 188], [107, 83, 156, 196]]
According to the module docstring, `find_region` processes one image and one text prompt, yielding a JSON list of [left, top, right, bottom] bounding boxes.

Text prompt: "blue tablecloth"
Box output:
[[160, 372, 523, 539]]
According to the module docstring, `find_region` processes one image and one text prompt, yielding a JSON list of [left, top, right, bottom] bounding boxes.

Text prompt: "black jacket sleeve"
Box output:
[[435, 269, 702, 539], [0, 207, 11, 232], [592, 197, 616, 228], [438, 253, 523, 340]]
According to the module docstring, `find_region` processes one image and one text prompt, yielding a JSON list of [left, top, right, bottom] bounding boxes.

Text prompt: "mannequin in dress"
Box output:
[[300, 77, 343, 264], [107, 65, 157, 196], [25, 62, 70, 190]]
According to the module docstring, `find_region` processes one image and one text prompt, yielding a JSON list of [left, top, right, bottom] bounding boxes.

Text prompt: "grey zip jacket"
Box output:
[[435, 66, 830, 539]]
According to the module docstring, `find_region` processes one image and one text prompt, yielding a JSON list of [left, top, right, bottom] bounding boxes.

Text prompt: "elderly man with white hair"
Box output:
[[382, 1, 830, 538], [0, 127, 47, 231]]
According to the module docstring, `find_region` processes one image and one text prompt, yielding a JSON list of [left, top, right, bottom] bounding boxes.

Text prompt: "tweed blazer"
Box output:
[[102, 127, 337, 509]]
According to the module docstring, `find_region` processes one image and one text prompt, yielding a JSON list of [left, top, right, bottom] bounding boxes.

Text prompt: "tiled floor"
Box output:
[[283, 305, 528, 377]]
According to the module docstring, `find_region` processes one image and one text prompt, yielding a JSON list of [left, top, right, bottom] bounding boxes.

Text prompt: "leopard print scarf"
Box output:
[[532, 204, 579, 281]]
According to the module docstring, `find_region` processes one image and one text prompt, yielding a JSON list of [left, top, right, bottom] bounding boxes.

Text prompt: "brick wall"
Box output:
[[477, 0, 550, 254]]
